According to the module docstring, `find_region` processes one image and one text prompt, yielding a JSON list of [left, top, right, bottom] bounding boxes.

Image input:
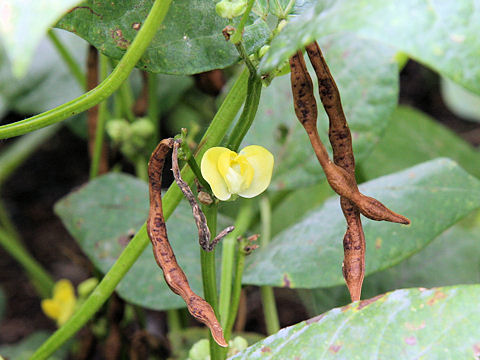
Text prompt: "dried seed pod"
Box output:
[[147, 139, 227, 347], [290, 43, 410, 301]]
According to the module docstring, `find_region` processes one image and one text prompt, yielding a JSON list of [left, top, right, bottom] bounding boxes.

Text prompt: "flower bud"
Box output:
[[216, 0, 248, 19]]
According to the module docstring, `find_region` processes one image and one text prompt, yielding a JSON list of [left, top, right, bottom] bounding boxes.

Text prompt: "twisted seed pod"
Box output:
[[146, 139, 227, 347]]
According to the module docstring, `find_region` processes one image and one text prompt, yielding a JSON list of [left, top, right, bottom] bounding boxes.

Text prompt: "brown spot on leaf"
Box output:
[[329, 343, 342, 353], [306, 313, 326, 324], [261, 346, 271, 353], [358, 294, 384, 310], [427, 290, 447, 306], [132, 22, 141, 30], [341, 304, 351, 312], [375, 237, 382, 249], [111, 28, 130, 49], [404, 336, 417, 346], [283, 274, 291, 288], [405, 321, 426, 331]]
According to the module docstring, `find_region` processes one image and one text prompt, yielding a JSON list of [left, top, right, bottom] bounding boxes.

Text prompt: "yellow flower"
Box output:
[[41, 279, 76, 327], [201, 145, 274, 201]]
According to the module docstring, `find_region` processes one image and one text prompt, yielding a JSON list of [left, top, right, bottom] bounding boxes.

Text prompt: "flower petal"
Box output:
[[54, 279, 75, 302], [237, 145, 274, 198], [41, 299, 61, 320], [201, 147, 232, 201]]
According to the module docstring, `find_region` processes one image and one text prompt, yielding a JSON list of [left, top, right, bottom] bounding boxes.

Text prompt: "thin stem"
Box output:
[[259, 196, 280, 335], [90, 54, 110, 179], [0, 199, 19, 238], [118, 79, 136, 122], [31, 64, 249, 360], [0, 228, 54, 298], [200, 203, 221, 360], [180, 140, 212, 193], [135, 156, 149, 182], [147, 72, 160, 142], [226, 75, 262, 152], [167, 309, 182, 357], [234, 42, 256, 75], [225, 241, 247, 340], [47, 30, 86, 89], [231, 0, 255, 44], [0, 124, 60, 186], [0, 0, 172, 140], [219, 201, 253, 328]]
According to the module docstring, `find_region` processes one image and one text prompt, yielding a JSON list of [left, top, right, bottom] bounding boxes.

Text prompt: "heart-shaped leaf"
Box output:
[[57, 0, 270, 74], [231, 285, 480, 359], [243, 159, 480, 288]]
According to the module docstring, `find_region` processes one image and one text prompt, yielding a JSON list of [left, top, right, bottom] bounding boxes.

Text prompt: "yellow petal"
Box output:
[[57, 298, 76, 326], [41, 299, 61, 320], [237, 145, 274, 198], [54, 279, 75, 302], [201, 147, 232, 201]]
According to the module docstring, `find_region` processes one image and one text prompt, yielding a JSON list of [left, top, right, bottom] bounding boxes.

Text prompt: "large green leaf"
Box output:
[[243, 159, 480, 288], [0, 30, 85, 120], [359, 106, 480, 180], [57, 0, 270, 75], [299, 212, 480, 315], [55, 173, 219, 310], [261, 0, 480, 95], [0, 0, 83, 77], [243, 32, 398, 190], [231, 285, 480, 359]]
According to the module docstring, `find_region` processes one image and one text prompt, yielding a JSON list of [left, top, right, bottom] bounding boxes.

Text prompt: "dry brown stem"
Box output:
[[147, 139, 227, 347]]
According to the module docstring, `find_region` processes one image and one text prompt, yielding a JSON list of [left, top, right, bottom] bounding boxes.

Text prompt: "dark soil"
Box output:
[[0, 60, 479, 357]]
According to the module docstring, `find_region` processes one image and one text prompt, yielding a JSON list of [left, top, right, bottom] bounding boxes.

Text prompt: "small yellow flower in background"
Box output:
[[201, 145, 274, 201], [41, 279, 76, 327]]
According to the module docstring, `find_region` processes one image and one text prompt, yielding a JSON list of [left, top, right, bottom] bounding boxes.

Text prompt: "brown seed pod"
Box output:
[[290, 44, 410, 301], [146, 139, 227, 347]]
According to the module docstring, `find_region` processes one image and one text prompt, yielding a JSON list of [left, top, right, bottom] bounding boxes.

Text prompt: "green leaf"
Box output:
[[261, 0, 480, 95], [0, 331, 68, 360], [243, 159, 480, 288], [231, 285, 480, 359], [244, 33, 398, 190], [55, 173, 209, 310], [57, 0, 270, 74], [441, 76, 480, 123], [359, 106, 480, 180], [0, 0, 83, 77], [0, 30, 85, 117], [299, 212, 480, 316]]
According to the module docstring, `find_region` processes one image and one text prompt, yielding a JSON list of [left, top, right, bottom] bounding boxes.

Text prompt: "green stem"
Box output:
[[147, 73, 160, 141], [0, 199, 19, 238], [89, 54, 110, 179], [0, 124, 61, 185], [226, 75, 262, 152], [118, 79, 136, 122], [200, 203, 221, 360], [231, 0, 255, 44], [31, 64, 249, 360], [219, 200, 253, 328], [0, 0, 172, 140], [0, 228, 54, 298], [167, 309, 182, 357], [135, 156, 149, 182], [234, 42, 256, 75], [259, 196, 280, 335], [225, 240, 247, 340], [180, 140, 212, 193], [47, 30, 86, 89]]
